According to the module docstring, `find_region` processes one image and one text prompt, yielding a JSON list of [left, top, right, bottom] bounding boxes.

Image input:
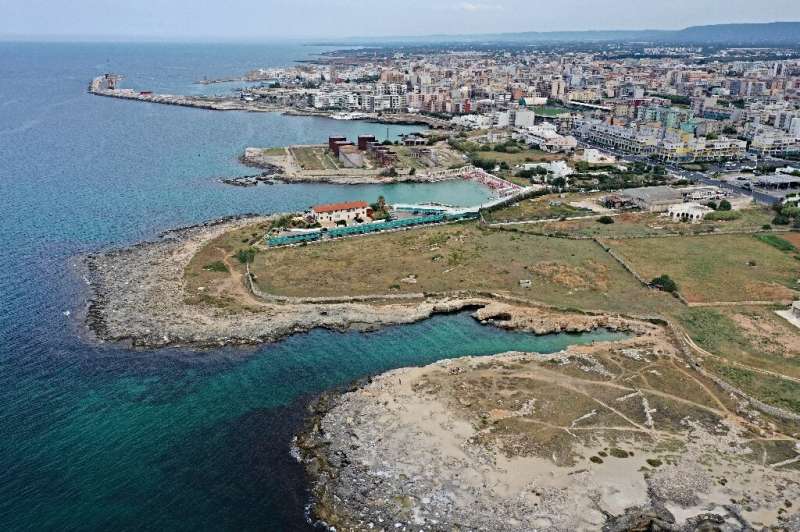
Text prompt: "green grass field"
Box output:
[[705, 359, 800, 414], [533, 106, 570, 117], [679, 306, 800, 379], [607, 234, 800, 303]]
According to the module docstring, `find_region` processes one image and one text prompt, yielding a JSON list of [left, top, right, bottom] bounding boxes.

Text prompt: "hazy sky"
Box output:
[[2, 0, 799, 40]]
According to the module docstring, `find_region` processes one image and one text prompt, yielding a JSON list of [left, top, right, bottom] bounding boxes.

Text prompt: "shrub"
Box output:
[[651, 274, 678, 293], [756, 234, 797, 253], [203, 261, 229, 273], [236, 248, 257, 264], [772, 214, 790, 225], [718, 199, 732, 211], [596, 215, 615, 224], [705, 211, 740, 221], [609, 448, 629, 458]]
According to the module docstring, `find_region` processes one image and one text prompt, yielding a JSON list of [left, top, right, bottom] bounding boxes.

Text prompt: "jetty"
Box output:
[[88, 74, 285, 112], [87, 74, 450, 127]]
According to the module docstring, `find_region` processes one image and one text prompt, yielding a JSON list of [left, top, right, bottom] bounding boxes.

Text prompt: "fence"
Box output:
[[266, 211, 479, 247]]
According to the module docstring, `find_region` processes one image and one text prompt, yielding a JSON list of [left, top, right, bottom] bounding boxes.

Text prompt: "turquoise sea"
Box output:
[[0, 42, 625, 530]]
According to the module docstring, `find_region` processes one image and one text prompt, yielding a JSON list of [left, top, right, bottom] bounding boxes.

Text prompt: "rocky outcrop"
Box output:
[[298, 339, 800, 531], [83, 216, 496, 348]]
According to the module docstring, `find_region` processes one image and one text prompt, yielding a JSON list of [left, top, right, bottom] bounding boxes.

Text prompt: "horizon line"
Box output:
[[1, 20, 798, 45]]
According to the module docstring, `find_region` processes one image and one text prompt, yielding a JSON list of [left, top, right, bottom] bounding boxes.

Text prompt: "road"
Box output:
[[576, 140, 784, 206]]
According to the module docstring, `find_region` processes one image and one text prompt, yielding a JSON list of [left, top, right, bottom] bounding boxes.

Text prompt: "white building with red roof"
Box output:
[[311, 201, 370, 226]]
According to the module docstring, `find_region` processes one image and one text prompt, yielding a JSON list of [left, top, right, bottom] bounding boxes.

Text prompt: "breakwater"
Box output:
[[88, 76, 451, 127]]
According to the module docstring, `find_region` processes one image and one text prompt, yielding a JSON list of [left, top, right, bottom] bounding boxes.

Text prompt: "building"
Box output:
[[749, 127, 800, 156], [328, 136, 347, 151], [521, 160, 574, 182], [677, 185, 727, 203], [579, 149, 616, 164], [514, 109, 536, 128], [401, 132, 427, 146], [619, 186, 683, 212], [357, 135, 376, 151], [311, 201, 370, 226], [667, 202, 713, 223], [515, 123, 577, 153]]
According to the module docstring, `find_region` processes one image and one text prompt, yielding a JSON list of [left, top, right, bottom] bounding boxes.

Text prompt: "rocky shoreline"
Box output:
[[297, 312, 800, 531], [84, 216, 469, 348], [82, 216, 642, 349]]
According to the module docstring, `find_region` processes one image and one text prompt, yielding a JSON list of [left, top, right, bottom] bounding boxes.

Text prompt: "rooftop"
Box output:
[[312, 201, 369, 214], [622, 186, 683, 203]]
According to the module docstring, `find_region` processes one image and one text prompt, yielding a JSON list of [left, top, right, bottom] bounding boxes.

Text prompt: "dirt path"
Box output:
[[217, 248, 267, 307], [684, 333, 800, 385]]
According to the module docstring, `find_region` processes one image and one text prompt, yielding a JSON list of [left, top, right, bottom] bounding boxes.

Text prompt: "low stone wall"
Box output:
[[665, 321, 800, 422]]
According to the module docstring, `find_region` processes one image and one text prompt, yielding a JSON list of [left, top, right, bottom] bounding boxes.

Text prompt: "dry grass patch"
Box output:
[[779, 231, 800, 249], [252, 223, 681, 315], [484, 193, 593, 223], [290, 146, 340, 170], [183, 222, 267, 310], [606, 234, 800, 304], [518, 208, 775, 239]]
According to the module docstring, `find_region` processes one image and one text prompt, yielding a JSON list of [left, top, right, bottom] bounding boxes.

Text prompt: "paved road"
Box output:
[[576, 140, 783, 206]]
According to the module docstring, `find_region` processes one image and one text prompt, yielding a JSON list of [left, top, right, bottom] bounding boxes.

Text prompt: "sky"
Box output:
[[2, 0, 800, 41]]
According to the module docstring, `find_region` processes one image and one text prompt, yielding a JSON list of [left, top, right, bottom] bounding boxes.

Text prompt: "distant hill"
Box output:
[[332, 21, 800, 46], [670, 22, 800, 44]]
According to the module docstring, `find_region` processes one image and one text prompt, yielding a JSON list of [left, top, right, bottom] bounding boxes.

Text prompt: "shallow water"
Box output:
[[0, 41, 625, 530]]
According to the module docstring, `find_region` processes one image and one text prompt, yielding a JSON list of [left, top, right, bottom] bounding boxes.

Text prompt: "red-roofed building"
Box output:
[[311, 201, 370, 226]]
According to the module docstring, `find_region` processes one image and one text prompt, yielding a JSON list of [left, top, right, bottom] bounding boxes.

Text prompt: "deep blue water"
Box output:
[[0, 42, 624, 531]]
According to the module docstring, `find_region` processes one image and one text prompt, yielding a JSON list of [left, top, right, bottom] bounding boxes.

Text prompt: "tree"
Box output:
[[651, 274, 678, 293], [236, 248, 257, 264], [596, 216, 615, 224], [409, 168, 416, 176], [718, 199, 732, 211]]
